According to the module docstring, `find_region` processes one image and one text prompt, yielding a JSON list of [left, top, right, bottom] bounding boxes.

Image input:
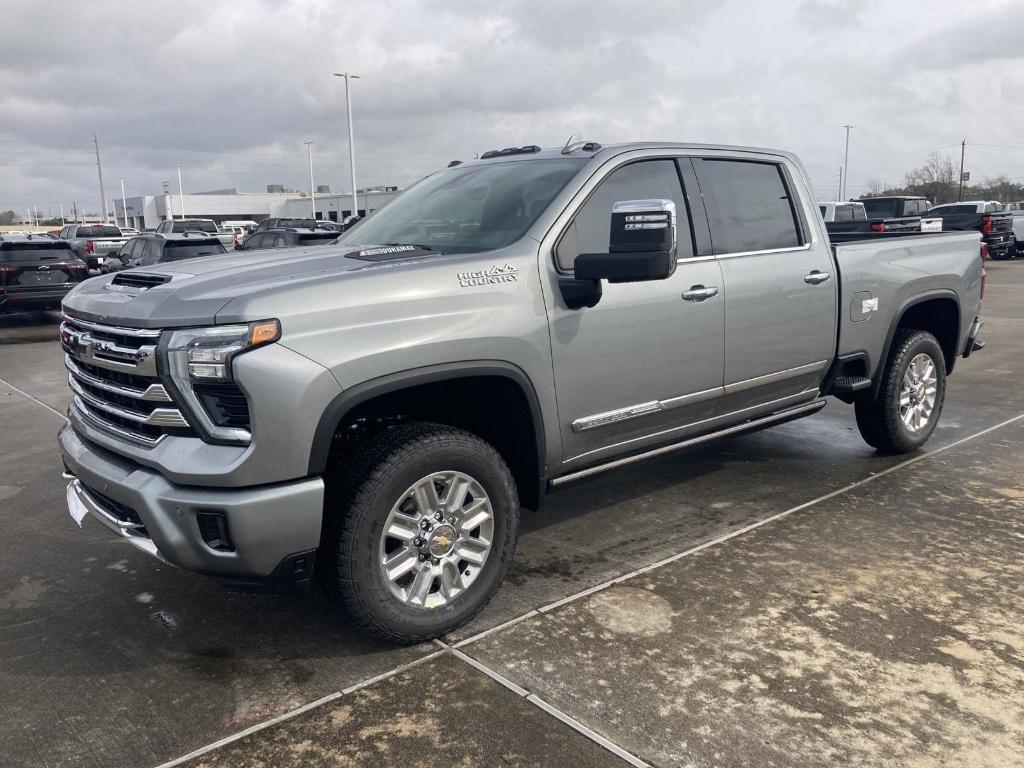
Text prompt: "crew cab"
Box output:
[[156, 218, 236, 249], [59, 223, 128, 269], [58, 141, 985, 643], [0, 235, 89, 312], [926, 201, 1015, 259]]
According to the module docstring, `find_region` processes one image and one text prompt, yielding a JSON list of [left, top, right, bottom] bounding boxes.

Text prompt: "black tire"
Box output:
[[318, 422, 519, 644], [855, 329, 946, 453]]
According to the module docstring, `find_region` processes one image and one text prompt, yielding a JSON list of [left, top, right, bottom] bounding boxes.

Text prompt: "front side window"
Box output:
[[555, 160, 692, 271], [337, 158, 584, 254], [694, 159, 802, 253]]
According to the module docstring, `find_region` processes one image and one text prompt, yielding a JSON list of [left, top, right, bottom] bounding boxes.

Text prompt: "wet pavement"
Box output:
[[1, 261, 1022, 767]]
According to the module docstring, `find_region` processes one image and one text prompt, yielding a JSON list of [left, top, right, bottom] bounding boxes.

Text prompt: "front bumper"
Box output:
[[59, 423, 324, 582]]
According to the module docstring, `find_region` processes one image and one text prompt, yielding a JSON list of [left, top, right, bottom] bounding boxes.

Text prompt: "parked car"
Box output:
[[236, 228, 338, 252], [58, 223, 128, 269], [59, 141, 986, 643], [925, 201, 1015, 259], [222, 219, 259, 234], [0, 234, 89, 313], [104, 233, 227, 272], [156, 219, 235, 249], [859, 196, 941, 233], [120, 227, 141, 236], [819, 201, 880, 234], [1009, 208, 1024, 256]]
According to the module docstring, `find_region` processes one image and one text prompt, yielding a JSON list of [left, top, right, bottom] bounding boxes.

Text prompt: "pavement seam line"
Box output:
[[446, 643, 650, 766], [527, 693, 652, 768], [0, 375, 67, 421], [339, 647, 447, 695], [462, 411, 1024, 636], [152, 691, 344, 768]]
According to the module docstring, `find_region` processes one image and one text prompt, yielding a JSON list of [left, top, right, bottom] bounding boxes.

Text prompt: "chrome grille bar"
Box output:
[[60, 313, 161, 338], [68, 375, 189, 428], [71, 397, 164, 447], [65, 354, 171, 402]]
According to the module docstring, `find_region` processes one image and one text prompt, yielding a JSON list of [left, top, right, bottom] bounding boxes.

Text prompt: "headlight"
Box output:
[[165, 320, 279, 444]]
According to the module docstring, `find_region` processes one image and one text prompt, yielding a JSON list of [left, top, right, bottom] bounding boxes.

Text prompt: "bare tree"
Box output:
[[904, 153, 957, 203], [864, 178, 887, 197]]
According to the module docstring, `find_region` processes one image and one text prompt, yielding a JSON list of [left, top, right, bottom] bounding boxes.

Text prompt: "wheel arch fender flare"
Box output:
[[870, 288, 960, 400], [307, 360, 547, 478]]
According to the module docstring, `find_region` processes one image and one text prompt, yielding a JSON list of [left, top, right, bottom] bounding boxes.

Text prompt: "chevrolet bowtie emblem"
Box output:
[[433, 535, 451, 548]]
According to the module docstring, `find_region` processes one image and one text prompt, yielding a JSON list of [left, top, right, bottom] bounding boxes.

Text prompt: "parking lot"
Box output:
[[0, 260, 1021, 767]]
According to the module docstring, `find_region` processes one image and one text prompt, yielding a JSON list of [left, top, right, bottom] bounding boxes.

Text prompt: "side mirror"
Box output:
[[102, 258, 124, 273], [341, 215, 361, 232], [559, 199, 677, 309]]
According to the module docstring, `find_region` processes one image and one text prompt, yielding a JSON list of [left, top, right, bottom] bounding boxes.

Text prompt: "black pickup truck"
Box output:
[[860, 196, 933, 233], [925, 201, 1015, 259]]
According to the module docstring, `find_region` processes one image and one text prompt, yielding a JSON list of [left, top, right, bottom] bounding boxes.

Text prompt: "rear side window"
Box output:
[[694, 159, 802, 253], [0, 241, 74, 261], [928, 205, 973, 215], [297, 233, 338, 246], [835, 205, 855, 222], [556, 159, 693, 271], [75, 225, 121, 238]]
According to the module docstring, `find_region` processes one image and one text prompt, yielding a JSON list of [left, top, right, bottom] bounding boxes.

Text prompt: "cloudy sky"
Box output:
[[2, 0, 1023, 217]]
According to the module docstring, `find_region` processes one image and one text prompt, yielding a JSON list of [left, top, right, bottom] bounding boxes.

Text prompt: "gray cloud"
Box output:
[[1, 0, 1023, 216]]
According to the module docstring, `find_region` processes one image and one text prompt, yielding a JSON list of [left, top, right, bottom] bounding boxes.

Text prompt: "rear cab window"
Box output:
[[692, 158, 804, 253], [74, 225, 122, 238]]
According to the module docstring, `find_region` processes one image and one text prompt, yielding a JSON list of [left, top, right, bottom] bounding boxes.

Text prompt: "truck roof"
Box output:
[[463, 141, 800, 167]]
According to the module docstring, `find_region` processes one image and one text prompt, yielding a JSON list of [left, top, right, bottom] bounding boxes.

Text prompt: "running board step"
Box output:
[[830, 376, 871, 394], [550, 399, 827, 487]]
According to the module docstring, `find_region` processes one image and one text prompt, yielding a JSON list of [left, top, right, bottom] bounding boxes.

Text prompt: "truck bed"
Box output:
[[831, 230, 983, 378]]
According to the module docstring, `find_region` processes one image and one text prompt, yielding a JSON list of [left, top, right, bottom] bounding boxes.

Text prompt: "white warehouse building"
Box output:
[[116, 185, 401, 230]]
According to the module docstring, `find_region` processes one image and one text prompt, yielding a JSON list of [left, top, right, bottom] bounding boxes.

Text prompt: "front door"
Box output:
[[692, 156, 837, 414], [544, 157, 726, 469]]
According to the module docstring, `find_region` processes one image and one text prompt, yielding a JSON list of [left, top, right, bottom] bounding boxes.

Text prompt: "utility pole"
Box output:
[[837, 166, 843, 200], [841, 124, 853, 201], [333, 72, 361, 218], [176, 165, 185, 220], [958, 139, 966, 202], [305, 140, 317, 219], [72, 201, 78, 223], [60, 202, 65, 226], [92, 134, 109, 223], [120, 177, 129, 228]]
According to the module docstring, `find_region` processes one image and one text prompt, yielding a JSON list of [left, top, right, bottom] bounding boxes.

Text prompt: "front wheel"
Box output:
[[855, 329, 946, 453], [318, 422, 519, 644]]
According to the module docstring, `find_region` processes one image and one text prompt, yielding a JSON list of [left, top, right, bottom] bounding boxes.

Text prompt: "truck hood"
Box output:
[[60, 244, 434, 328]]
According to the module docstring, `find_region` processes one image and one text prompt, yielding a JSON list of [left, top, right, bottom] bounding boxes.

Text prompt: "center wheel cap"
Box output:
[[426, 524, 457, 558]]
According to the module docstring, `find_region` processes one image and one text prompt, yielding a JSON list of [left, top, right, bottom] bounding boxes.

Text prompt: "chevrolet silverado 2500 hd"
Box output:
[[59, 141, 986, 643]]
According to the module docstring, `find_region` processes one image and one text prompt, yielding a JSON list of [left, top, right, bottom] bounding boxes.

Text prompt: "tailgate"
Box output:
[[991, 214, 1013, 233], [91, 239, 125, 253]]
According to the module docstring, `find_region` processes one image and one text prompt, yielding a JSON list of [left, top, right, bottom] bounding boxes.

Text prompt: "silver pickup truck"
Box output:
[[59, 223, 128, 270], [58, 141, 986, 643]]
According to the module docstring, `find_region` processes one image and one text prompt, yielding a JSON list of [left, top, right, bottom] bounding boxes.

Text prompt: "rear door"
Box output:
[[692, 155, 836, 415]]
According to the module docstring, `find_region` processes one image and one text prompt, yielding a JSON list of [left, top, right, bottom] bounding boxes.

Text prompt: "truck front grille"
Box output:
[[61, 314, 195, 446]]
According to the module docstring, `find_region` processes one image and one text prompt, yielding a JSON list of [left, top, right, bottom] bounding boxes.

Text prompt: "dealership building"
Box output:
[[115, 185, 401, 230]]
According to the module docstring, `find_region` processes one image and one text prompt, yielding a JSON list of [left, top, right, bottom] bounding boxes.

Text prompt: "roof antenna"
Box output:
[[563, 133, 580, 151]]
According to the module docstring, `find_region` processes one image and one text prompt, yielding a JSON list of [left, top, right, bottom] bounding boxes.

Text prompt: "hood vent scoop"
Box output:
[[108, 272, 172, 292]]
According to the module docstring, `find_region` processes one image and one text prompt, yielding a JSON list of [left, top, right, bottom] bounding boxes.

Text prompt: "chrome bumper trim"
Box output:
[[65, 478, 169, 564]]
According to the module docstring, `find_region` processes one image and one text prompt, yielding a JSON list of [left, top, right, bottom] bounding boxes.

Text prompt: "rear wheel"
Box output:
[[318, 422, 519, 644], [855, 329, 946, 453]]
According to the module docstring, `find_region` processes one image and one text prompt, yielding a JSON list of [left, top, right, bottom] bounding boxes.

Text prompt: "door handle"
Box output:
[[681, 285, 719, 302], [804, 270, 831, 285]]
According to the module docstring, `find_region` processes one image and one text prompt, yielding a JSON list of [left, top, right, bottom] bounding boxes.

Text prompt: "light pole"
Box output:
[[176, 165, 185, 220], [92, 134, 109, 223], [958, 139, 966, 202], [60, 202, 65, 226], [841, 124, 853, 201], [333, 72, 361, 218], [305, 140, 317, 219], [119, 177, 129, 229]]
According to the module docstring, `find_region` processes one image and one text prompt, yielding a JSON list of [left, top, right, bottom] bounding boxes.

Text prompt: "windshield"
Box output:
[[75, 225, 122, 238], [337, 158, 584, 253], [163, 241, 225, 260]]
